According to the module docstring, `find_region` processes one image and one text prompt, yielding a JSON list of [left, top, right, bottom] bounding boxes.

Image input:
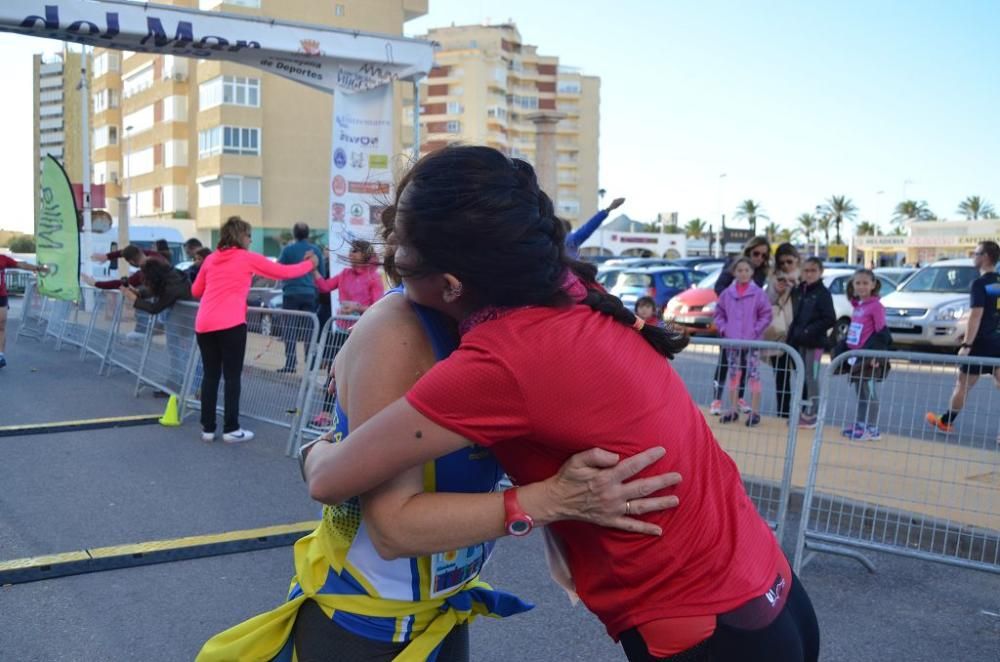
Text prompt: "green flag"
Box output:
[[37, 155, 80, 302]]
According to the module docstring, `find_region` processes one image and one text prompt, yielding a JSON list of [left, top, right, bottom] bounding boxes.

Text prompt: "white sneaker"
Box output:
[[738, 398, 751, 413], [223, 428, 255, 444], [709, 399, 722, 415], [201, 430, 216, 443], [126, 331, 145, 342]]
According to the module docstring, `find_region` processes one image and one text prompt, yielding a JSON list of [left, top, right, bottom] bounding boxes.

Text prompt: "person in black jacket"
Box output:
[[709, 236, 772, 413], [786, 257, 836, 427], [121, 260, 195, 396]]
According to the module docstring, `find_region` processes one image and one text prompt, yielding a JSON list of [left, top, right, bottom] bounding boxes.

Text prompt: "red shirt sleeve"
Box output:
[[406, 341, 531, 446], [0, 255, 17, 269]]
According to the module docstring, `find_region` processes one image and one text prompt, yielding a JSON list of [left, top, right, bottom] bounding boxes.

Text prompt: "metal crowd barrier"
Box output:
[[177, 306, 321, 434], [674, 337, 805, 545], [793, 349, 1000, 576], [284, 314, 359, 456], [14, 279, 48, 342], [134, 301, 200, 398], [54, 291, 96, 352], [82, 289, 123, 365]]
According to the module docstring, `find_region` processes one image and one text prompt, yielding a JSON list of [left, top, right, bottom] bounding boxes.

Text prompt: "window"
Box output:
[[447, 101, 463, 114], [92, 125, 118, 149], [557, 80, 582, 94], [335, 4, 345, 16], [93, 52, 120, 77], [198, 126, 260, 157], [93, 89, 119, 113], [123, 63, 154, 98], [446, 121, 461, 133], [200, 76, 260, 109], [451, 86, 464, 96], [222, 176, 261, 205]]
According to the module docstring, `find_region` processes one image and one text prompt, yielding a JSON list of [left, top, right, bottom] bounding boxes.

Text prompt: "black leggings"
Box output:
[[197, 323, 247, 433], [619, 574, 820, 662], [291, 598, 470, 662]]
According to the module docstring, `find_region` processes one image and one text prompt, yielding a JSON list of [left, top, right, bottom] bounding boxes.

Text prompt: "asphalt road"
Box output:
[[1, 305, 998, 661]]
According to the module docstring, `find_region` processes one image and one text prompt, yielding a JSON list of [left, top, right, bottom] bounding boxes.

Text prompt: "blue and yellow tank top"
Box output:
[[293, 291, 506, 644]]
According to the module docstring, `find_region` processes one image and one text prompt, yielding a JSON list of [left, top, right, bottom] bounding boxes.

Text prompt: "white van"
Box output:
[[84, 225, 187, 280]]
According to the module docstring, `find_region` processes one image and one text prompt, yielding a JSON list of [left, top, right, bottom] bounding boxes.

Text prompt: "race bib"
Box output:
[[846, 321, 863, 346], [430, 544, 487, 598]]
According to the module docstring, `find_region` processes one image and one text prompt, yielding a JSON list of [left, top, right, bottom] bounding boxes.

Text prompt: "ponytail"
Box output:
[[582, 289, 690, 359]]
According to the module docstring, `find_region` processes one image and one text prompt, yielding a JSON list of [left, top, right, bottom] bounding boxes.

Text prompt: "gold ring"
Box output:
[[625, 500, 631, 515]]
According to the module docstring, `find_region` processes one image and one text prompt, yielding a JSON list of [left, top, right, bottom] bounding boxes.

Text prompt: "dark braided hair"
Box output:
[[382, 145, 688, 358]]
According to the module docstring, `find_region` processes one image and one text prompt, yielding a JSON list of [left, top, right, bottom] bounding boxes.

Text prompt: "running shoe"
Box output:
[[709, 399, 723, 416], [925, 412, 954, 434], [842, 423, 864, 438], [745, 413, 761, 427], [201, 430, 216, 443], [223, 429, 255, 444], [865, 426, 882, 440], [846, 425, 881, 441], [126, 331, 145, 343], [798, 415, 817, 429], [738, 398, 751, 414], [720, 411, 739, 424]]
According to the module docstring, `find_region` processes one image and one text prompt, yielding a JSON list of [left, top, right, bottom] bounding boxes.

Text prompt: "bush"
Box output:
[[9, 235, 36, 253]]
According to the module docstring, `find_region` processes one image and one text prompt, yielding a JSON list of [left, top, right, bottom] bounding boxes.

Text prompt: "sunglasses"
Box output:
[[778, 258, 796, 264], [750, 250, 769, 258]]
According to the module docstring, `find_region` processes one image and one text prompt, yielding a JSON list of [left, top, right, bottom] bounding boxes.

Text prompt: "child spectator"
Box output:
[[786, 257, 836, 428], [713, 257, 772, 426], [834, 269, 891, 441], [634, 296, 661, 328], [763, 269, 799, 418]]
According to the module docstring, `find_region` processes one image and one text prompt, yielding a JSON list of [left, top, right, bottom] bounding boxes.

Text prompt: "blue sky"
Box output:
[[1, 1, 998, 235]]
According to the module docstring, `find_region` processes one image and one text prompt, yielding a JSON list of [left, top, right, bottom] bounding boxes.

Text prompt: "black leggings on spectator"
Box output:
[[619, 573, 820, 662], [197, 323, 247, 433], [770, 353, 794, 418], [713, 347, 748, 402]]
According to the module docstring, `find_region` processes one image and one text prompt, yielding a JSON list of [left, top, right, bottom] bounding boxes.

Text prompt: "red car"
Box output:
[[662, 268, 721, 335]]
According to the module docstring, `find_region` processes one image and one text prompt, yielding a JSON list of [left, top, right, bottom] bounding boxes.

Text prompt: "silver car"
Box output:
[[880, 259, 982, 349]]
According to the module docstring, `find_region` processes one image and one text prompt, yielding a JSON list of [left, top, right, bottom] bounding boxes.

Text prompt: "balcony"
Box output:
[[39, 76, 62, 90], [39, 117, 64, 131], [39, 62, 63, 76], [40, 131, 66, 145]]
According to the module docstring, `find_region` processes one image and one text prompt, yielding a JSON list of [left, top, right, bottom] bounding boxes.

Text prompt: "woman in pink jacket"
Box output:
[[713, 257, 773, 426], [191, 216, 317, 444]]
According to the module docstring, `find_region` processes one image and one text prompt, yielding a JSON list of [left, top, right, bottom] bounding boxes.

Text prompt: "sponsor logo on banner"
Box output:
[[331, 175, 347, 197], [349, 203, 366, 225], [333, 148, 346, 169], [338, 131, 378, 147], [350, 151, 364, 168], [331, 203, 345, 222], [298, 39, 322, 56], [369, 154, 388, 169], [349, 181, 391, 195]]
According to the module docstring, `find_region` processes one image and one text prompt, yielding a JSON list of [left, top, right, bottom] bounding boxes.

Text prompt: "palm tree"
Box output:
[[821, 195, 857, 244], [855, 221, 878, 236], [684, 218, 707, 239], [777, 228, 795, 244], [893, 199, 935, 226], [796, 213, 816, 245], [733, 199, 768, 235], [956, 195, 996, 220], [762, 222, 781, 243], [817, 216, 832, 246]]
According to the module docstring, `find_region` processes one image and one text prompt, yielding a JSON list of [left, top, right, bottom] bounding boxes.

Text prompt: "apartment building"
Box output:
[[32, 48, 90, 228], [90, 0, 427, 255], [413, 24, 601, 225]]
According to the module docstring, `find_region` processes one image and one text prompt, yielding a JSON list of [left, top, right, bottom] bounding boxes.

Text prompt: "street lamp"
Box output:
[[117, 124, 134, 264]]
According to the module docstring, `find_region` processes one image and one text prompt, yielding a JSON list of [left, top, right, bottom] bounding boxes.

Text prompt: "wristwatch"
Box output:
[[298, 436, 328, 482], [503, 488, 534, 536]]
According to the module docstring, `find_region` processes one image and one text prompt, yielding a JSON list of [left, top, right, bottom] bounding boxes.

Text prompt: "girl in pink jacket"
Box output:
[[713, 257, 773, 426]]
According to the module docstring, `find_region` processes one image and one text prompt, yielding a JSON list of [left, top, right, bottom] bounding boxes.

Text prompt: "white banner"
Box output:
[[329, 84, 395, 245], [0, 0, 433, 92]]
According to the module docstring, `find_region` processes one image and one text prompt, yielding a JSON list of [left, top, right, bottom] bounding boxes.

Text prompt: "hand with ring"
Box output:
[[537, 446, 681, 536]]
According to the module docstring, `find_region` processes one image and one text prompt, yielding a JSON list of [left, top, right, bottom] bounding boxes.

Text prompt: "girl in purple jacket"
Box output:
[[714, 257, 773, 426]]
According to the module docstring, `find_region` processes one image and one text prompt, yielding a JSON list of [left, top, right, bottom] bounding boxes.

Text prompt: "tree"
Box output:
[[762, 222, 781, 243], [684, 218, 707, 239], [855, 221, 878, 236], [821, 195, 857, 244], [817, 215, 832, 246], [956, 195, 996, 220], [733, 199, 768, 235], [9, 235, 35, 253], [777, 228, 795, 244], [796, 213, 816, 245], [893, 199, 935, 225]]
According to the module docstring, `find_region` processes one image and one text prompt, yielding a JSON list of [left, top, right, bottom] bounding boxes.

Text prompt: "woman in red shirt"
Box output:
[[303, 146, 819, 661]]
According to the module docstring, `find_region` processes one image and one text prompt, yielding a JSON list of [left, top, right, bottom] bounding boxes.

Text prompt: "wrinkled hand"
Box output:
[[35, 264, 50, 275], [542, 446, 680, 536], [90, 252, 108, 263]]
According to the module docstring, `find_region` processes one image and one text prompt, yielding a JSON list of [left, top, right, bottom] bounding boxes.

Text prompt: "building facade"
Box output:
[[413, 24, 600, 227], [89, 0, 427, 255], [32, 48, 90, 229], [856, 218, 1000, 267]]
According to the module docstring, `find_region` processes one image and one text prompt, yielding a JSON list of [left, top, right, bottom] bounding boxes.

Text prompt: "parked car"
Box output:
[[668, 257, 727, 273], [663, 268, 722, 335], [596, 265, 628, 290], [873, 266, 917, 287], [610, 266, 697, 309], [603, 257, 677, 269], [247, 275, 282, 336], [879, 259, 988, 349]]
